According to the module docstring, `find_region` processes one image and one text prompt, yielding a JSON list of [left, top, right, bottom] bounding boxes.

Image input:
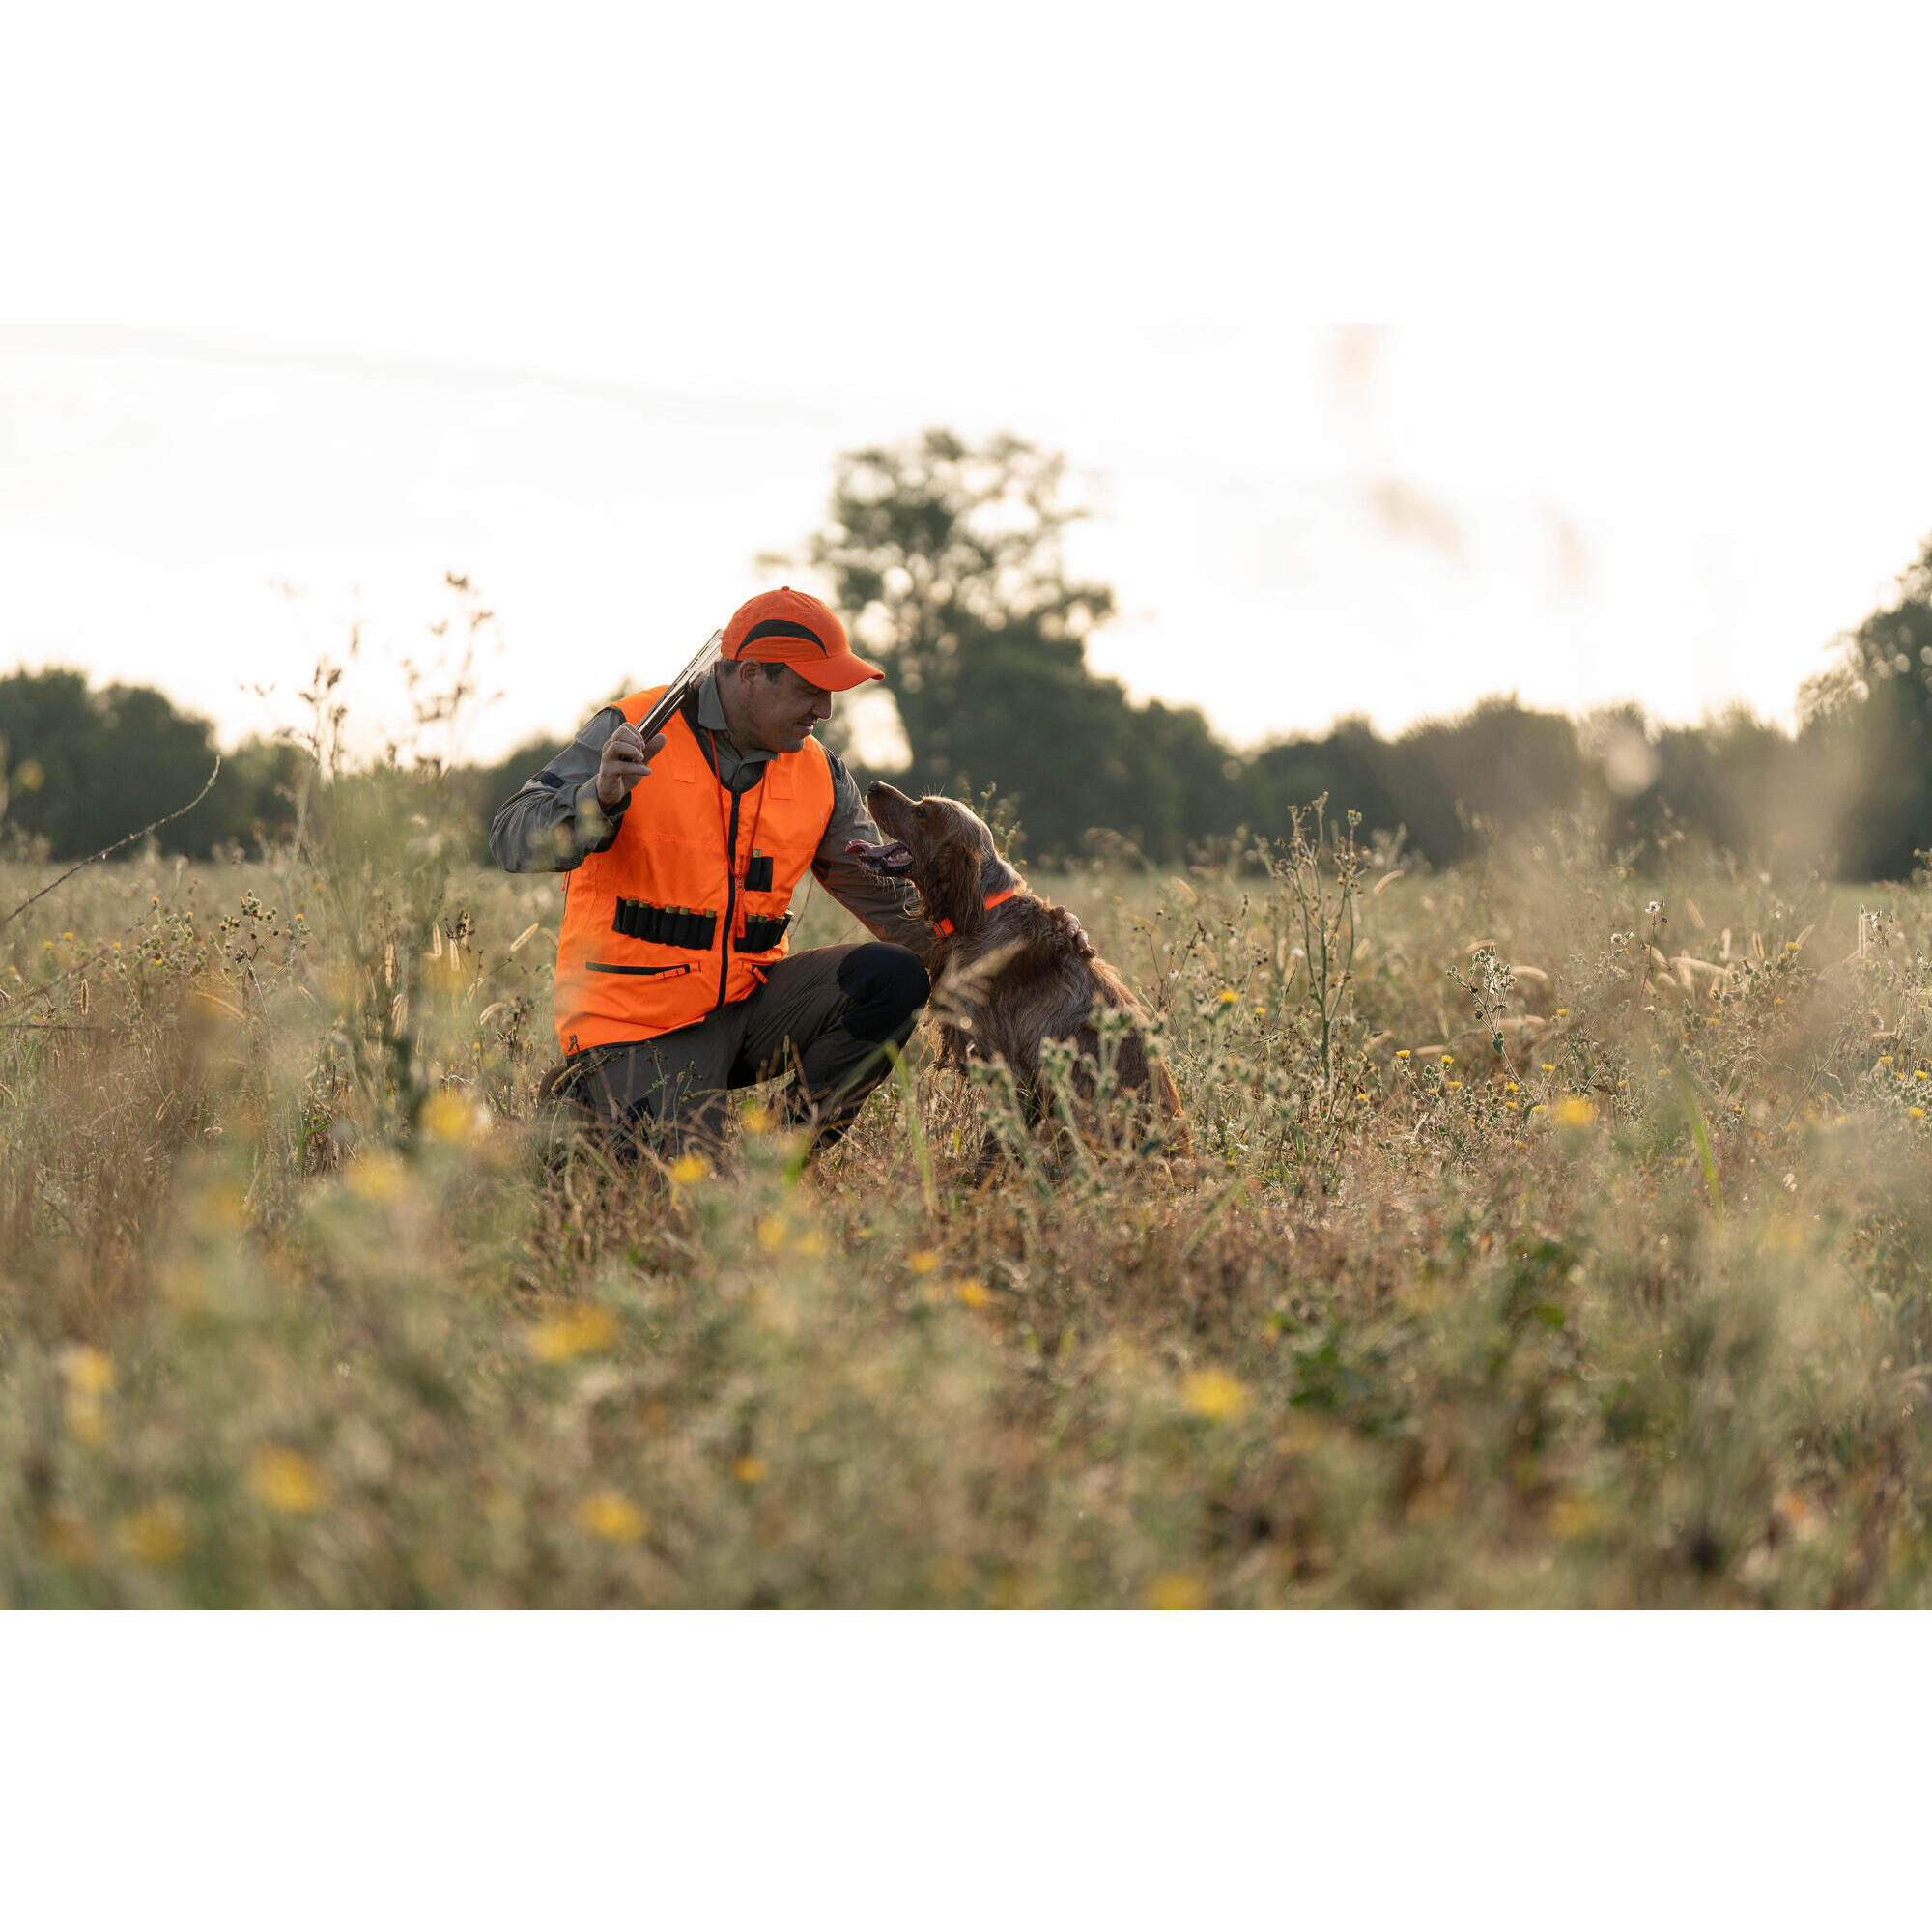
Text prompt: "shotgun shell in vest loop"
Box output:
[[554, 683, 837, 1054]]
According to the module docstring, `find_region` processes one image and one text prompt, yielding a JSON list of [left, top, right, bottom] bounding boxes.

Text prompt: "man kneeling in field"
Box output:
[[491, 588, 938, 1155]]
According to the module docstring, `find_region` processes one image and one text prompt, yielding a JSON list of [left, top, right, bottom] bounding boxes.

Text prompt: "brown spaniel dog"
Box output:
[[851, 783, 1190, 1169]]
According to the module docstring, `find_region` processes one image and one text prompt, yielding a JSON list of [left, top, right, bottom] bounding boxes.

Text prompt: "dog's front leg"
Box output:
[[937, 1019, 974, 1072]]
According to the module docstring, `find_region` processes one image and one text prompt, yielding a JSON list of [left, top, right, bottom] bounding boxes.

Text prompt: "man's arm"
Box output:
[[810, 753, 941, 964], [489, 707, 632, 873]]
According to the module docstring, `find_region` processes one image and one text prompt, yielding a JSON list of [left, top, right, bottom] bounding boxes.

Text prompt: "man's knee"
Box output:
[[835, 943, 930, 1043]]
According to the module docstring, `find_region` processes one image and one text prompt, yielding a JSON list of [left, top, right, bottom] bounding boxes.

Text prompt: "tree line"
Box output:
[[0, 668, 306, 862], [5, 430, 1930, 880]]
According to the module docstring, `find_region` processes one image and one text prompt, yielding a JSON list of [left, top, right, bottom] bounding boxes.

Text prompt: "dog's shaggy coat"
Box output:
[[853, 783, 1190, 1167]]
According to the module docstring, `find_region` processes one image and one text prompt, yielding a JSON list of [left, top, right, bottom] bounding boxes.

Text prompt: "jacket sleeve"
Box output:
[[810, 753, 941, 964], [489, 706, 634, 873]]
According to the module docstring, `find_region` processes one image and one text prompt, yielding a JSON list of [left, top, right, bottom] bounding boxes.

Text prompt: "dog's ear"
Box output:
[[927, 839, 986, 937]]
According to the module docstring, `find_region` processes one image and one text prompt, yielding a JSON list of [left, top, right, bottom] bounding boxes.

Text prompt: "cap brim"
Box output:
[[790, 653, 887, 692]]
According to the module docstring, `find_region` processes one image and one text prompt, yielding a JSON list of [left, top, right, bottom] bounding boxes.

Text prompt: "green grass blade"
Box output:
[[1672, 1056, 1724, 1221], [888, 1042, 939, 1219]]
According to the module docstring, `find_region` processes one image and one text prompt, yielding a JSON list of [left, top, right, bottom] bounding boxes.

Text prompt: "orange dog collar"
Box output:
[[933, 886, 1016, 938]]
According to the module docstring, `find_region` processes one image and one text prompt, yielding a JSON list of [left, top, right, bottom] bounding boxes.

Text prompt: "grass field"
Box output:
[[5, 769, 1932, 1606]]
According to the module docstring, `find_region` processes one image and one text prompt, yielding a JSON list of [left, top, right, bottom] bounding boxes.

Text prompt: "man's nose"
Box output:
[[810, 690, 832, 720]]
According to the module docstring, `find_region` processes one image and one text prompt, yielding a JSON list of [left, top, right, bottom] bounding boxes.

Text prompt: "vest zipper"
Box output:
[[715, 783, 743, 1013]]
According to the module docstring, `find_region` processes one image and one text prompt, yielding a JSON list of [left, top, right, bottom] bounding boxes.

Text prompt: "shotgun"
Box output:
[[635, 628, 725, 743]]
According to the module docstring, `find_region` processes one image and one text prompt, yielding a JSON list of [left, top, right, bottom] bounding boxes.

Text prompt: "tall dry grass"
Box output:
[[3, 721, 1931, 1605]]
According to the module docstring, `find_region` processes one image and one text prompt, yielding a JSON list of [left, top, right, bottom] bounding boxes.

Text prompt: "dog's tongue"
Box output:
[[846, 838, 913, 876]]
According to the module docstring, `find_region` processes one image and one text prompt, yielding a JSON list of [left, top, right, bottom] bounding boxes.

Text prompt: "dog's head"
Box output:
[[849, 783, 1016, 938]]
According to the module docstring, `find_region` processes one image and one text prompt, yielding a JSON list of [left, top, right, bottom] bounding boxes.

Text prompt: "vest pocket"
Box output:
[[585, 960, 696, 978]]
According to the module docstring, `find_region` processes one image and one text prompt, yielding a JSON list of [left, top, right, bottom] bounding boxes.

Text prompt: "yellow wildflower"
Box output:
[[121, 1500, 187, 1567], [1217, 988, 1239, 1006], [345, 1153, 410, 1203], [1396, 1049, 1410, 1061], [59, 1347, 113, 1444], [65, 1397, 109, 1447], [1555, 1007, 1569, 1017], [907, 1248, 942, 1275], [1146, 1573, 1208, 1610], [188, 1182, 250, 1234], [732, 1456, 768, 1485], [740, 1100, 776, 1133], [954, 1279, 991, 1308], [526, 1304, 618, 1362], [1912, 1107, 1926, 1120], [1182, 1368, 1249, 1420], [668, 1153, 709, 1185], [249, 1446, 330, 1516], [756, 1215, 789, 1253], [1505, 1082, 1520, 1094], [1548, 1493, 1602, 1539], [422, 1090, 490, 1145], [576, 1492, 646, 1543], [61, 1345, 114, 1397]]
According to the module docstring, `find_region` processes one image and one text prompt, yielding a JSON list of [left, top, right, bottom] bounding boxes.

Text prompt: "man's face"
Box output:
[[736, 661, 833, 753]]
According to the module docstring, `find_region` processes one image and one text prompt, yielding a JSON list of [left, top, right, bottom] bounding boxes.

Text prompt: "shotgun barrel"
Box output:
[[635, 628, 724, 742]]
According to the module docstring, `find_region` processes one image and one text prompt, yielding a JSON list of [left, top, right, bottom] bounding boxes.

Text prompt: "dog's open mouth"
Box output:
[[847, 838, 914, 877]]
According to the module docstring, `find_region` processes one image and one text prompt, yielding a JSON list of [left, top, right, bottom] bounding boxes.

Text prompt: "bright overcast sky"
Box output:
[[5, 5, 1931, 766]]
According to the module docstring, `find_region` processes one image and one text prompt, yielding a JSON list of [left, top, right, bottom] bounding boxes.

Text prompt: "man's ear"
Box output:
[[928, 840, 985, 936]]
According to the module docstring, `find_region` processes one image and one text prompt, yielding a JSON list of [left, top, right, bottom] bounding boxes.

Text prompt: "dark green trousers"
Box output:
[[548, 941, 928, 1156]]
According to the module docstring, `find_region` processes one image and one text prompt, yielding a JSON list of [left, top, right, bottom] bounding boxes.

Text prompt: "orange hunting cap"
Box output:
[[722, 586, 885, 692]]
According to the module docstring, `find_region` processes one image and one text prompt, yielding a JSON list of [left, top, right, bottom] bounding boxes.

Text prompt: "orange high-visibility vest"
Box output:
[[553, 685, 835, 1054]]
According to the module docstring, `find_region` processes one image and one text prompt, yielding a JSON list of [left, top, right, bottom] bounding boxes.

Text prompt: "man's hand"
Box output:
[[596, 724, 667, 810]]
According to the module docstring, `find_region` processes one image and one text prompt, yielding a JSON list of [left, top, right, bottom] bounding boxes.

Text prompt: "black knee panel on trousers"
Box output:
[[834, 943, 930, 1042]]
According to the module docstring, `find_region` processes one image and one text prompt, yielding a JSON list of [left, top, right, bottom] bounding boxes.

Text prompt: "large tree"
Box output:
[[774, 429, 1236, 861], [0, 668, 298, 860], [1800, 530, 1932, 877]]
